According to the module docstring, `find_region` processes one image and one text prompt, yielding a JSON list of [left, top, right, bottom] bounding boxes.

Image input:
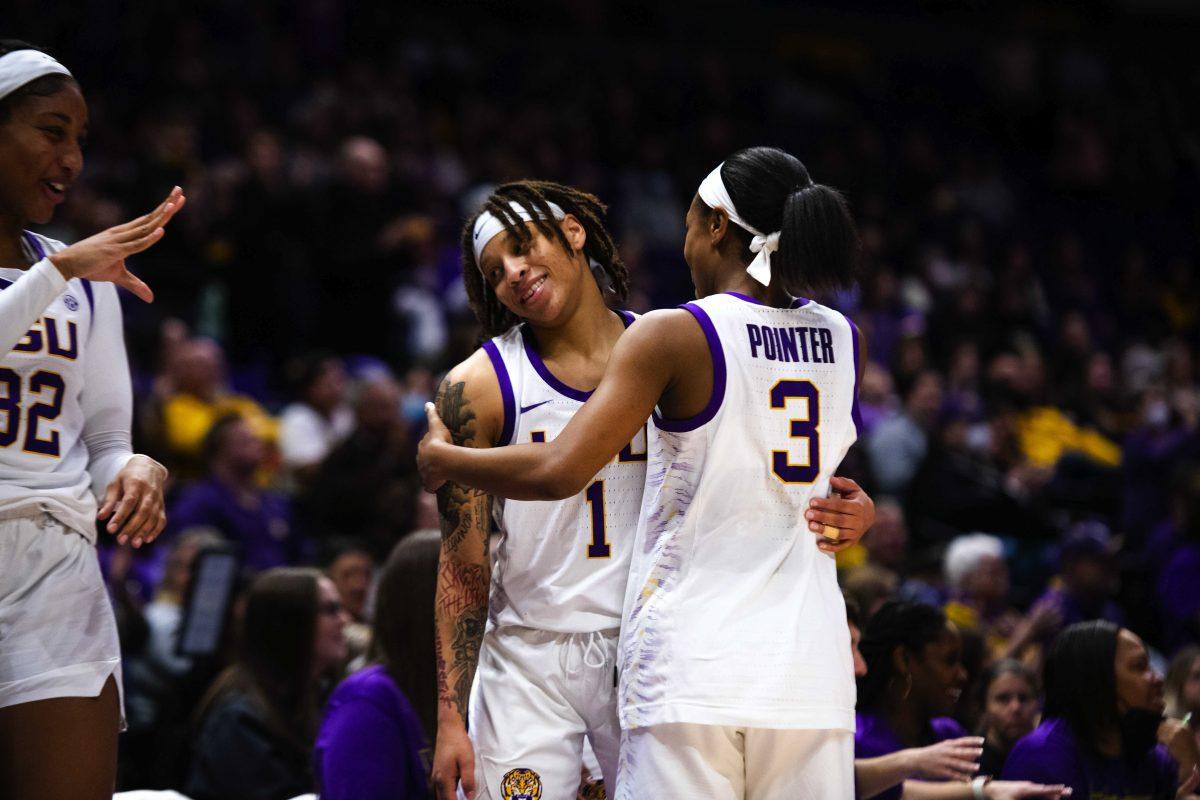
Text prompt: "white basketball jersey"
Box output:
[[482, 311, 647, 634], [619, 292, 862, 731], [0, 232, 121, 540]]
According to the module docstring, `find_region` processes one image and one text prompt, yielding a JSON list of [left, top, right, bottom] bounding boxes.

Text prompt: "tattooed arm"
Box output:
[[431, 351, 503, 800]]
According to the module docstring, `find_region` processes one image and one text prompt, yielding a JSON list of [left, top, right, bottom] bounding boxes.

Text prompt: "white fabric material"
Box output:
[[278, 402, 353, 470], [619, 293, 859, 731], [467, 626, 620, 800], [486, 321, 647, 633], [472, 200, 566, 263], [0, 49, 72, 102], [0, 232, 134, 541], [616, 723, 853, 800], [0, 514, 123, 718], [697, 162, 780, 286]]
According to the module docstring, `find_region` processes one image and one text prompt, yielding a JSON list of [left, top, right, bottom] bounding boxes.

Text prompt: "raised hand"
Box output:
[[47, 187, 186, 302], [905, 736, 985, 782]]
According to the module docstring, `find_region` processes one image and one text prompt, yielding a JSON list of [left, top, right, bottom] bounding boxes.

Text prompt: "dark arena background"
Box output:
[[5, 0, 1200, 797]]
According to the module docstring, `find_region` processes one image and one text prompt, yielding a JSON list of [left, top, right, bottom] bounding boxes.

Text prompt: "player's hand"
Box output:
[[807, 475, 875, 553], [99, 454, 168, 547], [418, 401, 453, 492], [902, 736, 984, 782], [432, 720, 477, 800], [984, 780, 1073, 799], [47, 187, 186, 302]]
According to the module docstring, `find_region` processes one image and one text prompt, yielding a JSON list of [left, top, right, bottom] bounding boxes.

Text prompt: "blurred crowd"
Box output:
[[9, 0, 1200, 797]]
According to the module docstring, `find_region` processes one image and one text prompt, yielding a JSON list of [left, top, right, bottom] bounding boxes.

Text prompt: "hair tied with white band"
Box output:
[[471, 200, 613, 294], [697, 162, 780, 286], [0, 50, 73, 103]]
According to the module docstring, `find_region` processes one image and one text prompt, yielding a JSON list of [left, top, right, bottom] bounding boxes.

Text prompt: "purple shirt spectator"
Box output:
[[1158, 543, 1200, 649], [854, 711, 968, 800], [315, 664, 430, 800], [169, 477, 295, 571], [1001, 717, 1176, 799]]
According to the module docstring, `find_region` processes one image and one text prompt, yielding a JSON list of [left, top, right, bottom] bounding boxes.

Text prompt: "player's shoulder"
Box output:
[[439, 346, 506, 445]]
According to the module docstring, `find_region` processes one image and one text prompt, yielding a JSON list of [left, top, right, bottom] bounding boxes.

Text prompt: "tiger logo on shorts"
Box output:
[[500, 767, 542, 800]]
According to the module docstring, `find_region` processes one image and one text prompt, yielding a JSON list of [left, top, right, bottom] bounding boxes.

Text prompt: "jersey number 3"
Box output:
[[770, 379, 819, 484], [0, 368, 65, 457]]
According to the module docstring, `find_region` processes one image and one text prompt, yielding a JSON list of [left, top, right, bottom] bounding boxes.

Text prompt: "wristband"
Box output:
[[971, 775, 990, 800]]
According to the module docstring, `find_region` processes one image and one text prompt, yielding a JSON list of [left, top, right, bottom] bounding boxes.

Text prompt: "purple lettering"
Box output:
[[809, 328, 823, 363], [763, 326, 778, 360], [819, 328, 835, 363], [778, 328, 799, 362], [747, 324, 763, 358]]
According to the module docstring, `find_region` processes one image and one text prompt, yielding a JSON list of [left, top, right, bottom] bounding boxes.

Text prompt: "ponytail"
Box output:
[[776, 182, 861, 297], [717, 146, 861, 297]]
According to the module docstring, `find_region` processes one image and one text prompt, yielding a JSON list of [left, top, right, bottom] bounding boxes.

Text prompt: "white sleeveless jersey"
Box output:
[[0, 232, 133, 541], [482, 311, 647, 634], [619, 292, 862, 731]]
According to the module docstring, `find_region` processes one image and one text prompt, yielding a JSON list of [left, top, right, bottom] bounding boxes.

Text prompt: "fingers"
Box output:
[[426, 401, 448, 434], [817, 538, 855, 554], [459, 756, 476, 800], [111, 187, 184, 235], [828, 475, 862, 494], [118, 265, 155, 303], [98, 478, 121, 519], [805, 506, 857, 534], [106, 485, 137, 540], [119, 493, 164, 548]]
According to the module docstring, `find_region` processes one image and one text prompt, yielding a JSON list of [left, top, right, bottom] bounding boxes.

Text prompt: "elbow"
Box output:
[[536, 454, 589, 500]]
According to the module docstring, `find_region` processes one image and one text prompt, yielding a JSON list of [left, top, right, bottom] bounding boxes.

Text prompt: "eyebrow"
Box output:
[[42, 112, 73, 124]]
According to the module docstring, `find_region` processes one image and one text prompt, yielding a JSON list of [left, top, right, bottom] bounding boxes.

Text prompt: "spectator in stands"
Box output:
[[855, 602, 1070, 800], [279, 351, 354, 484], [158, 337, 278, 476], [314, 533, 437, 798], [186, 568, 349, 800], [1003, 621, 1200, 798], [976, 659, 1040, 778], [1165, 647, 1200, 758], [943, 534, 1059, 662], [1035, 521, 1124, 629], [299, 372, 418, 558], [863, 498, 909, 575], [321, 538, 375, 664], [855, 600, 970, 799], [866, 370, 943, 495], [169, 414, 301, 571]]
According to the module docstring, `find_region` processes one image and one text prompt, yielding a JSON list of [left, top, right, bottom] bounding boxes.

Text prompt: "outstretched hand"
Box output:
[[807, 475, 875, 553], [48, 186, 186, 302], [418, 401, 452, 492]]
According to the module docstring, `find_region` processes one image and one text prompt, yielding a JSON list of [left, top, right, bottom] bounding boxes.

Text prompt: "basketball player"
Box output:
[[420, 146, 869, 798], [0, 41, 185, 799], [430, 179, 875, 800]]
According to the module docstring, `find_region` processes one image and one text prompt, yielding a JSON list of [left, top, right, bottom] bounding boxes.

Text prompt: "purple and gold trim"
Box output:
[[481, 339, 516, 446], [725, 290, 809, 309], [653, 302, 726, 432], [519, 310, 635, 403], [844, 313, 863, 437]]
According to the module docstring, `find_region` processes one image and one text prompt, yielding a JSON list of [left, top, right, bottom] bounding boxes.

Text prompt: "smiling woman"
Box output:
[[0, 39, 184, 800]]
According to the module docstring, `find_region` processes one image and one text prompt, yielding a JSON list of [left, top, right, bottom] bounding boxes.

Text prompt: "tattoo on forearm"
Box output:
[[434, 378, 487, 551], [435, 558, 488, 720]]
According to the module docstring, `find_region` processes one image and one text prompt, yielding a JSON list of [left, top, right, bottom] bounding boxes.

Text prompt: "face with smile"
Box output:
[[477, 215, 590, 327], [0, 81, 87, 227], [905, 622, 968, 718]]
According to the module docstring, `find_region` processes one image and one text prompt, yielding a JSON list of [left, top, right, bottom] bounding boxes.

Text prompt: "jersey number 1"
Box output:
[[585, 480, 611, 558], [770, 379, 820, 483]]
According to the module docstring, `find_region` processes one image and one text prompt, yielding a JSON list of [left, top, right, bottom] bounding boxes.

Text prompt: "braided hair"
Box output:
[[461, 180, 629, 338]]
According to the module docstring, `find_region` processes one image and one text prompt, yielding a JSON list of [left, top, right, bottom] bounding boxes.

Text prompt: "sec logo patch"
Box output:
[[500, 767, 542, 800]]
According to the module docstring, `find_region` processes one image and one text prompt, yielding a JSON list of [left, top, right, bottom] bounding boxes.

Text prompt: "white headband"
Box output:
[[0, 50, 72, 103], [697, 162, 779, 286], [471, 199, 612, 294]]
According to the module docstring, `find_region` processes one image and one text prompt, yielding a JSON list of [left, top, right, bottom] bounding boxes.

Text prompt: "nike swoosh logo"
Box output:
[[520, 399, 552, 414]]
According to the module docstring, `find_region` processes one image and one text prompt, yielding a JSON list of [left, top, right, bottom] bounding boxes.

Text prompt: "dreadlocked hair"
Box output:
[[461, 180, 629, 338]]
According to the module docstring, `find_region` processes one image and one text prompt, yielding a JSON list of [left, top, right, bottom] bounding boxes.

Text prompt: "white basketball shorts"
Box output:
[[0, 512, 123, 719], [467, 625, 620, 800], [616, 722, 854, 800]]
